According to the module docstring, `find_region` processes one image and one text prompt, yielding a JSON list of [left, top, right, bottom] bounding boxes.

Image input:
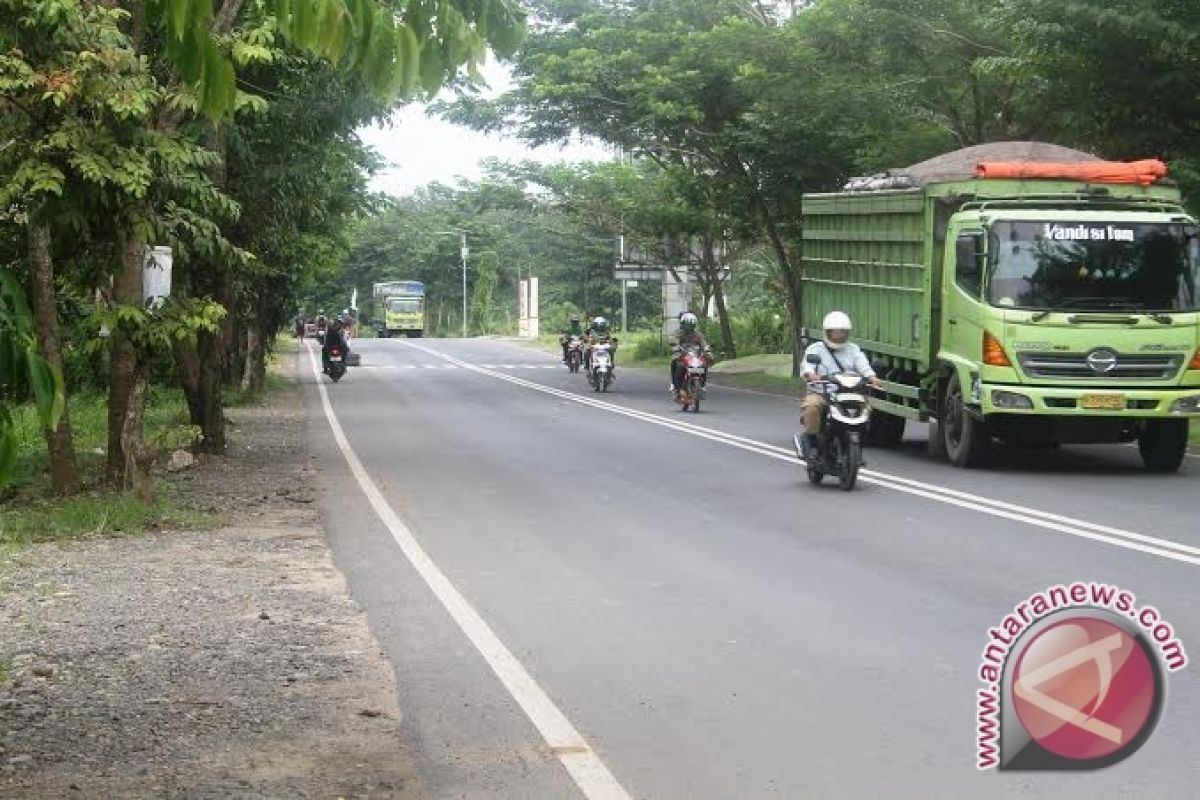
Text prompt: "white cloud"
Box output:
[[356, 59, 612, 197]]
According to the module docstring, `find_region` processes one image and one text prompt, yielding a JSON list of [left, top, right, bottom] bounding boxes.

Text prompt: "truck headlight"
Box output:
[[991, 390, 1033, 410], [1169, 395, 1200, 414]]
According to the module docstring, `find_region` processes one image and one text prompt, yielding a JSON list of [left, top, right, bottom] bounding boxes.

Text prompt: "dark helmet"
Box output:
[[569, 314, 580, 324]]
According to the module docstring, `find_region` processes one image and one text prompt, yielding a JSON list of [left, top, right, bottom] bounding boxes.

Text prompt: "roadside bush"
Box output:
[[703, 308, 791, 359], [632, 333, 671, 362]]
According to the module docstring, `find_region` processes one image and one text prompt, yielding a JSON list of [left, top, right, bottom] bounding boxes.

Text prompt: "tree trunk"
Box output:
[[175, 338, 203, 425], [121, 362, 155, 501], [702, 235, 736, 360], [27, 219, 79, 494], [190, 126, 234, 453], [241, 313, 265, 394], [107, 225, 143, 484], [756, 200, 804, 376]]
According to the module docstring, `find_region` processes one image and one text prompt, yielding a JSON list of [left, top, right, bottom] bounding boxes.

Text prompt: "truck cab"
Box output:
[[937, 201, 1200, 469]]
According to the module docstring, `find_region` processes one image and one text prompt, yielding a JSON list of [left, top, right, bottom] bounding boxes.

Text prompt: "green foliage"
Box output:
[[148, 0, 527, 118], [0, 271, 65, 489], [708, 309, 791, 357], [632, 334, 671, 363]]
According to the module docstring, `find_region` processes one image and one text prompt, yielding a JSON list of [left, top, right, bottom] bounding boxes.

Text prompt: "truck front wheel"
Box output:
[[1138, 419, 1188, 473], [942, 374, 992, 468]]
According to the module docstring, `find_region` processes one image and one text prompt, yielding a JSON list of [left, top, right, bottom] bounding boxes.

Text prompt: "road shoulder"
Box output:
[[0, 347, 419, 798]]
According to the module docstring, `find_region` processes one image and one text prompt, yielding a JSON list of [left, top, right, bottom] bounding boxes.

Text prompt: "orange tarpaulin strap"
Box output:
[[974, 159, 1168, 186]]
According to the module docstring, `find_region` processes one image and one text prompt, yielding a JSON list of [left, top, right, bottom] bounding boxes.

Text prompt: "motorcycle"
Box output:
[[674, 345, 709, 412], [566, 335, 584, 373], [324, 344, 347, 383], [792, 356, 871, 490], [588, 342, 614, 392]]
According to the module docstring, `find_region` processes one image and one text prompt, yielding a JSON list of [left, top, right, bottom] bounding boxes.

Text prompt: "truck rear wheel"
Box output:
[[942, 374, 992, 468], [1138, 419, 1188, 473]]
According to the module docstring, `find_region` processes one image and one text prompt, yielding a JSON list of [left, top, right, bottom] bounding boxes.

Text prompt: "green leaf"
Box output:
[[393, 24, 420, 96], [349, 0, 374, 68], [169, 0, 191, 39], [25, 352, 65, 432], [419, 37, 443, 96], [293, 0, 316, 48], [317, 0, 344, 60], [275, 0, 293, 35], [0, 408, 17, 490]]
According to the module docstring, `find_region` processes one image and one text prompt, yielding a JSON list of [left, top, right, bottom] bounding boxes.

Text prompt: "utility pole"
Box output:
[[459, 230, 468, 339]]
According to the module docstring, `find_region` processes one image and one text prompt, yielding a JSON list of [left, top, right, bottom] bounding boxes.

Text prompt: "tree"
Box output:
[[983, 0, 1200, 206], [445, 0, 858, 370]]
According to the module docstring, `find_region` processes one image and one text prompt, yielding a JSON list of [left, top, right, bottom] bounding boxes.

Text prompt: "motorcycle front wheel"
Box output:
[[688, 378, 701, 412], [836, 434, 860, 491]]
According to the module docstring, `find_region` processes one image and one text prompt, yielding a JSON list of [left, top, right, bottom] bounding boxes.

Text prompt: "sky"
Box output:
[[356, 59, 612, 197]]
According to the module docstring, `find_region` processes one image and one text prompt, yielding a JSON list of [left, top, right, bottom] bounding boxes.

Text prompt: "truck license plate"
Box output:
[[1080, 393, 1124, 410]]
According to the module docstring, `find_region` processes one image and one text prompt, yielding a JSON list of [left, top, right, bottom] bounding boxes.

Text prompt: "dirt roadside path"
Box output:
[[0, 345, 421, 798]]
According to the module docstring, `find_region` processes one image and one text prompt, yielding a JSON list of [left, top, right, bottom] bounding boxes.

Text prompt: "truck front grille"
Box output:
[[1017, 352, 1182, 380]]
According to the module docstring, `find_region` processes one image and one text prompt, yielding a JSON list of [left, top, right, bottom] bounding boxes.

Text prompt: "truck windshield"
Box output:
[[388, 298, 422, 313], [986, 221, 1199, 312]]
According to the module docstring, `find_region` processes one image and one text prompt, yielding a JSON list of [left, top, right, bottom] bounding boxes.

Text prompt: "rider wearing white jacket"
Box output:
[[801, 311, 882, 449]]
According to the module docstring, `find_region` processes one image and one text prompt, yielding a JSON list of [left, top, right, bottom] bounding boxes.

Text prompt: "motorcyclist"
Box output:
[[559, 314, 584, 363], [322, 315, 349, 374], [583, 316, 618, 375], [669, 312, 712, 395], [800, 311, 882, 455], [315, 309, 328, 342]]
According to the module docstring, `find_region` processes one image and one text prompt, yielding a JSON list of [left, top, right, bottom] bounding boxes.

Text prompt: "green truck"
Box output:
[[371, 280, 426, 338], [799, 142, 1200, 472]]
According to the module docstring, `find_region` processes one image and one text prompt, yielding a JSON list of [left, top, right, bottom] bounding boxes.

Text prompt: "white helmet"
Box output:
[[822, 311, 852, 350]]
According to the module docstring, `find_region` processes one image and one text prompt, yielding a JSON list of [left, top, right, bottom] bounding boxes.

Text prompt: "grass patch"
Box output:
[[225, 369, 289, 408], [709, 371, 800, 395], [0, 482, 216, 548], [709, 353, 793, 377], [6, 386, 189, 493], [1191, 420, 1199, 444]]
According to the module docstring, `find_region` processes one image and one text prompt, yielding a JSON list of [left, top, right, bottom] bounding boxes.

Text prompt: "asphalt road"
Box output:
[[301, 336, 1200, 800]]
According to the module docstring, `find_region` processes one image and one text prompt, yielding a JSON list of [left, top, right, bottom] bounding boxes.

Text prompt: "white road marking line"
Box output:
[[404, 341, 1200, 568], [303, 344, 630, 800], [421, 364, 438, 369]]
